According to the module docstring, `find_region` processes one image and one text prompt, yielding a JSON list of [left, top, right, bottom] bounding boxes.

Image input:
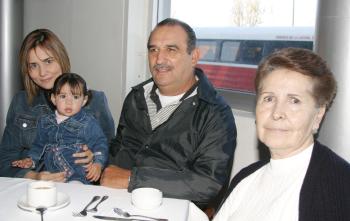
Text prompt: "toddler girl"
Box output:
[[12, 73, 108, 184]]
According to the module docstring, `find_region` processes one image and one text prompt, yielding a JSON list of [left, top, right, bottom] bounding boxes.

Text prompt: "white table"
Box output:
[[0, 177, 190, 221]]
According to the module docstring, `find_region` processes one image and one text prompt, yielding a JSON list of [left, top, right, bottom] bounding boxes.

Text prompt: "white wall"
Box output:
[[230, 110, 258, 178], [316, 0, 350, 161], [123, 0, 156, 94]]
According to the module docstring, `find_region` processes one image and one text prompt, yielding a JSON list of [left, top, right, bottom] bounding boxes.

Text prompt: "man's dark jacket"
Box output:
[[217, 141, 350, 220], [109, 68, 236, 207]]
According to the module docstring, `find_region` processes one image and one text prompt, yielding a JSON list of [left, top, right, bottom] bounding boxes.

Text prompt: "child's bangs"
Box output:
[[69, 82, 84, 96]]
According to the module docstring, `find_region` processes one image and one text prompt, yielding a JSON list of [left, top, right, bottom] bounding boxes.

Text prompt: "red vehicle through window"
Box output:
[[195, 27, 314, 94]]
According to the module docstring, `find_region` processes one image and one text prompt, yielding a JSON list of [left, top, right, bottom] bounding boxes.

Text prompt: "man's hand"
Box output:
[[100, 165, 131, 189], [24, 171, 66, 182]]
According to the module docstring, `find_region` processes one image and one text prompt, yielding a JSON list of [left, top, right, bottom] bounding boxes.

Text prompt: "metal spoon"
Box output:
[[36, 207, 47, 221], [113, 207, 168, 221]]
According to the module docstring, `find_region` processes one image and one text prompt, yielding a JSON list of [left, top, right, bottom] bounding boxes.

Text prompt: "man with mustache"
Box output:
[[101, 18, 236, 208]]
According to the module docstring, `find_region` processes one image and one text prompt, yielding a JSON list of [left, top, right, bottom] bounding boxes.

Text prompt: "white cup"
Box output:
[[27, 181, 57, 208], [131, 187, 163, 210]]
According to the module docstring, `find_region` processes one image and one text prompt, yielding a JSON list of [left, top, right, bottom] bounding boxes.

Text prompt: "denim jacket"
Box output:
[[29, 109, 108, 184], [0, 89, 115, 178]]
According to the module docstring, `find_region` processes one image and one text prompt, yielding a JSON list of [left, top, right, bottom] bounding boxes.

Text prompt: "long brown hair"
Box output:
[[19, 29, 70, 104]]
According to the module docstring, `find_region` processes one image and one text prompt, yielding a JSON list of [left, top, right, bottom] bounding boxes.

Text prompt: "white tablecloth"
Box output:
[[0, 177, 190, 221]]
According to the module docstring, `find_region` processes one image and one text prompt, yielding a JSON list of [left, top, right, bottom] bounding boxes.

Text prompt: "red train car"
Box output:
[[195, 27, 314, 93]]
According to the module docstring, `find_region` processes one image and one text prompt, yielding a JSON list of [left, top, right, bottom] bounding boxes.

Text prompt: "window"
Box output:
[[220, 41, 241, 63], [159, 0, 317, 112], [263, 41, 313, 55], [240, 41, 264, 65], [197, 40, 218, 61]]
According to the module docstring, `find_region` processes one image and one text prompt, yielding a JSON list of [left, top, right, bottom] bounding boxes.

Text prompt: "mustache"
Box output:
[[153, 64, 172, 70]]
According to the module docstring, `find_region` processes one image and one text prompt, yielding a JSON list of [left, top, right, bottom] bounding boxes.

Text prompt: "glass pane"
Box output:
[[197, 40, 218, 61], [220, 41, 241, 63], [263, 41, 313, 56], [240, 41, 263, 65]]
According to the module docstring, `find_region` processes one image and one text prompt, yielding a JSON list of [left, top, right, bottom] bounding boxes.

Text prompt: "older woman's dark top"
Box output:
[[217, 141, 350, 221]]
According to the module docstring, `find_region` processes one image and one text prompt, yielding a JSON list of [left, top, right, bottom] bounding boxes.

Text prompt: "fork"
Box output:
[[86, 195, 109, 213], [72, 195, 101, 217]]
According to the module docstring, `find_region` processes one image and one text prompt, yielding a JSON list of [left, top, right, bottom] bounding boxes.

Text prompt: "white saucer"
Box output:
[[17, 192, 70, 212]]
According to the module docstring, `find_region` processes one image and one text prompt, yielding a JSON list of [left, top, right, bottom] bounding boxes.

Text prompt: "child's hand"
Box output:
[[11, 158, 33, 168], [86, 163, 102, 182]]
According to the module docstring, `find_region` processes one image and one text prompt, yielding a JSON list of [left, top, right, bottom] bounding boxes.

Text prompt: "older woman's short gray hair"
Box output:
[[255, 47, 337, 109]]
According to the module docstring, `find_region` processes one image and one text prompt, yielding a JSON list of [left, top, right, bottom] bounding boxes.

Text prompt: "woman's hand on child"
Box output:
[[86, 163, 102, 181], [73, 144, 94, 164], [11, 158, 33, 168]]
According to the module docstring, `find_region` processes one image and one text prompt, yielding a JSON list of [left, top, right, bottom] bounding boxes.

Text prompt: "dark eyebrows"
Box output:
[[167, 44, 179, 49], [147, 44, 154, 50], [29, 56, 54, 64], [256, 91, 272, 98], [147, 44, 179, 50], [41, 57, 54, 62], [287, 93, 301, 97]]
